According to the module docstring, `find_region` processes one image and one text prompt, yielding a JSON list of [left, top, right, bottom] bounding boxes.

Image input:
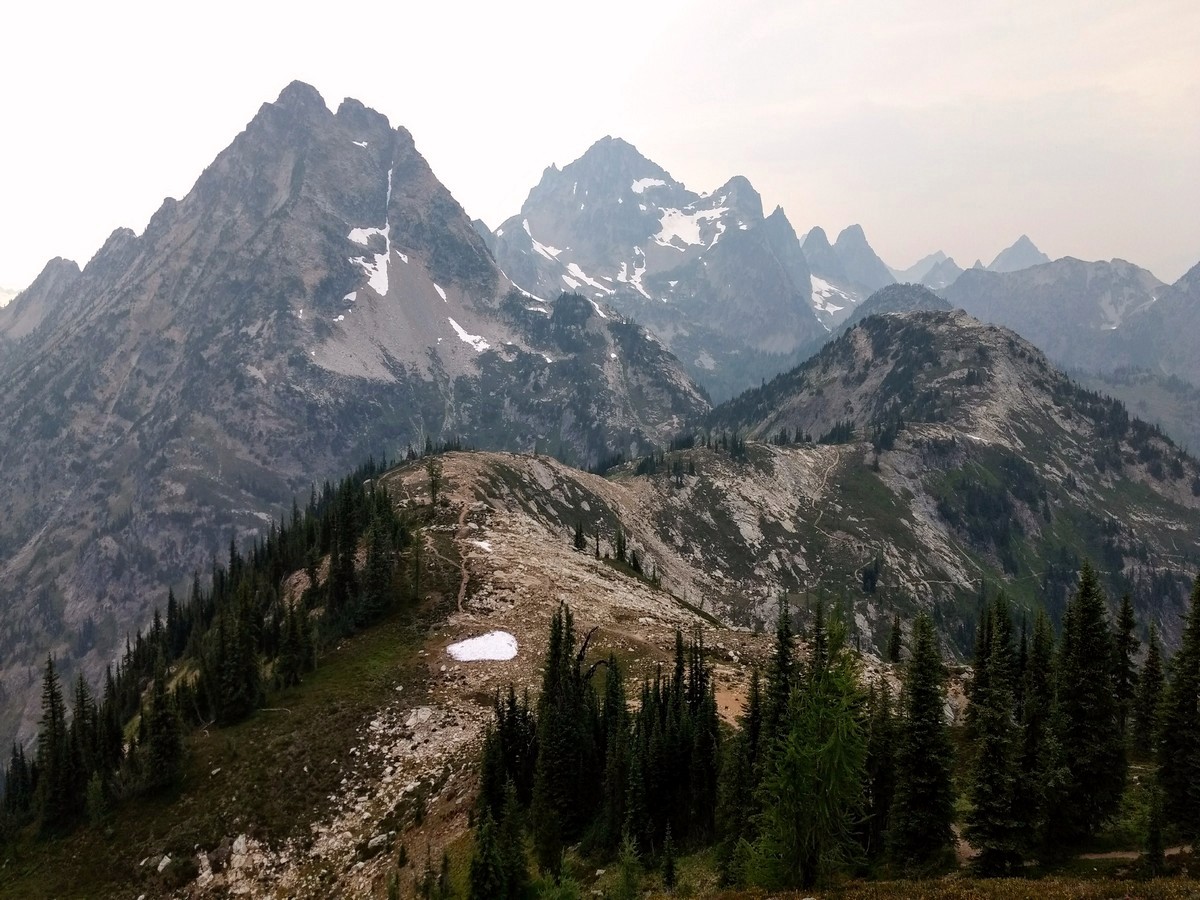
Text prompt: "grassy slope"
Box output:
[[0, 535, 461, 899]]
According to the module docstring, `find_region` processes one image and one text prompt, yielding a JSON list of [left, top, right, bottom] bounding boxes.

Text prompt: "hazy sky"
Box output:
[[2, 0, 1198, 291]]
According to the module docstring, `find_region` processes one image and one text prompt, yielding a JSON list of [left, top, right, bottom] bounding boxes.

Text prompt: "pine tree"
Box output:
[[1133, 624, 1164, 754], [469, 811, 506, 900], [1114, 593, 1138, 735], [965, 601, 1023, 875], [142, 662, 183, 792], [889, 613, 955, 870], [761, 597, 795, 757], [1014, 608, 1066, 857], [662, 823, 677, 890], [748, 618, 866, 888], [1055, 562, 1126, 839], [497, 781, 529, 899], [359, 519, 394, 625], [1158, 577, 1200, 837], [573, 520, 586, 552], [861, 680, 896, 861], [887, 614, 902, 664], [36, 655, 71, 831]]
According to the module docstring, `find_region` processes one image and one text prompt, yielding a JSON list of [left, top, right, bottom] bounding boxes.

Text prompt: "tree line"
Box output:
[[1, 455, 415, 840], [465, 562, 1199, 895]]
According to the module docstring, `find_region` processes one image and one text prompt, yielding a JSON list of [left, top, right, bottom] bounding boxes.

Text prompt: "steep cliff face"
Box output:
[[0, 84, 707, 747]]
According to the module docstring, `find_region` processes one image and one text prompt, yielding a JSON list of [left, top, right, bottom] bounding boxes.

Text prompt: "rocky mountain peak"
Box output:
[[988, 234, 1051, 273], [833, 224, 895, 292]]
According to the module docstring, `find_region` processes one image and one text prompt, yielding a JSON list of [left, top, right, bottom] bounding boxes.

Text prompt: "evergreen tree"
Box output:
[[469, 811, 506, 900], [497, 782, 529, 899], [887, 614, 902, 664], [861, 680, 896, 861], [1055, 563, 1126, 839], [1158, 578, 1200, 837], [761, 597, 795, 757], [1014, 608, 1066, 857], [662, 824, 677, 890], [965, 601, 1023, 875], [573, 520, 586, 552], [749, 619, 866, 889], [142, 662, 183, 792], [1114, 593, 1138, 735], [889, 613, 955, 870], [36, 655, 71, 831], [359, 519, 394, 626], [1133, 624, 1164, 754]]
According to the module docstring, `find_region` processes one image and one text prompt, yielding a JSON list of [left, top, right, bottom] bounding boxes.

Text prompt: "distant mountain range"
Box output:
[[0, 80, 1196, 755]]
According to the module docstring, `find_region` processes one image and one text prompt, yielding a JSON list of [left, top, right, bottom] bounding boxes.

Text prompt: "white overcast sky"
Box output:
[[1, 0, 1198, 291]]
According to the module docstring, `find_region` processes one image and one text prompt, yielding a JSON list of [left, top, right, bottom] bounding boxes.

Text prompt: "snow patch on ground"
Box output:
[[587, 299, 608, 319], [448, 317, 490, 352], [566, 263, 613, 295], [352, 140, 368, 148], [434, 283, 447, 302], [562, 275, 582, 290], [349, 169, 394, 296], [446, 631, 518, 661], [811, 276, 853, 314], [469, 539, 493, 552], [654, 206, 729, 250], [631, 177, 666, 193]]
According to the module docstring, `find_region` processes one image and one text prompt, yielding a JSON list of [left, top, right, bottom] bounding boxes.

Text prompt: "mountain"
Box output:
[[921, 255, 964, 289], [941, 257, 1164, 368], [1076, 368, 1200, 455], [988, 234, 1051, 273], [708, 309, 1200, 646], [889, 250, 947, 283], [802, 224, 896, 327], [834, 224, 896, 292], [834, 283, 952, 337], [1104, 260, 1200, 386], [0, 83, 707, 748], [490, 137, 827, 402]]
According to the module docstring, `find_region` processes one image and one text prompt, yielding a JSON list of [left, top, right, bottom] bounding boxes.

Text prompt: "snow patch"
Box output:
[[810, 276, 853, 314], [352, 140, 368, 148], [434, 283, 447, 302], [566, 262, 613, 294], [447, 631, 518, 662], [448, 317, 490, 352], [562, 275, 582, 290], [631, 177, 667, 193], [587, 298, 608, 319], [654, 206, 729, 250], [469, 539, 494, 552]]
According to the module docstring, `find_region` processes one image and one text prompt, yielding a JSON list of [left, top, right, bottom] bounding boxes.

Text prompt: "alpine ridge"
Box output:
[[0, 83, 708, 749]]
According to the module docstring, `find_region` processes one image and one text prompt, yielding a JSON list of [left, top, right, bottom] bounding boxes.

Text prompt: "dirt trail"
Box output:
[[1078, 845, 1189, 861]]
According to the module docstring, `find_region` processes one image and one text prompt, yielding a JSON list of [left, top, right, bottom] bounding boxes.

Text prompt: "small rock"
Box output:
[[157, 855, 172, 873]]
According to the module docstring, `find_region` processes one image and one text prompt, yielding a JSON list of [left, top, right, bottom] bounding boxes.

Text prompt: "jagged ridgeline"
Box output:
[[0, 81, 707, 752], [704, 308, 1200, 646], [1, 455, 414, 838]]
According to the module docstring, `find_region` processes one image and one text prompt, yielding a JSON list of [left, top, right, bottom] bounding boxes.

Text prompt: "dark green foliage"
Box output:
[[141, 663, 183, 793], [531, 604, 599, 874], [1133, 624, 1164, 754], [36, 655, 72, 831], [1145, 785, 1165, 876], [1158, 578, 1200, 837], [748, 618, 866, 888], [762, 597, 795, 756], [1054, 563, 1127, 841], [965, 597, 1023, 875], [573, 519, 586, 552], [861, 680, 896, 861], [469, 811, 506, 900], [1114, 594, 1138, 735], [886, 614, 902, 664], [889, 613, 955, 870], [1013, 609, 1065, 856], [818, 420, 855, 445], [662, 824, 676, 890]]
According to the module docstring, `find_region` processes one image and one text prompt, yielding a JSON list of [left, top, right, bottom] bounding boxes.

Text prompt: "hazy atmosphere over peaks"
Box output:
[[2, 0, 1198, 292]]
